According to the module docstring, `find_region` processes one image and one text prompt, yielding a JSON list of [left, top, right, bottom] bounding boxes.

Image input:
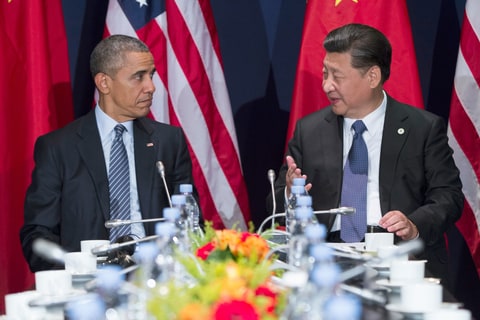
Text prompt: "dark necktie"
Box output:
[[109, 124, 131, 241], [341, 120, 368, 242]]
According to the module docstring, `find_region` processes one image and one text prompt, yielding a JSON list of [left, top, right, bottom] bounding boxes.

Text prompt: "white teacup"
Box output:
[[364, 232, 394, 252], [64, 252, 97, 274], [376, 245, 408, 267], [35, 270, 72, 295], [424, 309, 472, 320], [400, 282, 442, 312], [5, 290, 45, 320], [80, 240, 110, 255], [390, 260, 426, 283]]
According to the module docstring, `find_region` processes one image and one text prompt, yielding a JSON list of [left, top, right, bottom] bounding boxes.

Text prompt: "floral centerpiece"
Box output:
[[147, 223, 287, 319]]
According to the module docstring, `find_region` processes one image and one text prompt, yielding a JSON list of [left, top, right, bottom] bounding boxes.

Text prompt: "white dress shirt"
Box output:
[[331, 91, 387, 231], [95, 106, 146, 239]]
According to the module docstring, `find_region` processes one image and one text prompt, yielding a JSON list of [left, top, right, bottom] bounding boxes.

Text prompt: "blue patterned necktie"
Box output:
[[109, 124, 131, 241], [341, 120, 368, 242]]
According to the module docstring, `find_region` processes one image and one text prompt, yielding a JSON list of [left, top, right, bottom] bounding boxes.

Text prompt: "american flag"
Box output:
[[104, 0, 250, 230], [447, 0, 480, 278]]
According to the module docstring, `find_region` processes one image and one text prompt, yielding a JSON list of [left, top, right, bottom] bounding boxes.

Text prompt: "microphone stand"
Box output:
[[267, 169, 277, 229], [105, 217, 167, 228], [156, 161, 172, 207], [91, 235, 160, 255], [257, 207, 355, 234]]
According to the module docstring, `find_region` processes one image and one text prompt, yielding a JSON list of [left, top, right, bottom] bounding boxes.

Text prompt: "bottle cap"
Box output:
[[296, 195, 312, 207], [163, 207, 180, 221], [309, 243, 333, 262], [96, 265, 124, 292], [311, 263, 340, 288], [155, 221, 176, 237], [171, 194, 186, 205], [324, 294, 362, 320], [295, 206, 313, 220], [292, 178, 306, 186], [291, 185, 305, 196], [305, 223, 327, 241], [179, 184, 193, 193], [136, 242, 159, 263], [65, 293, 106, 320]]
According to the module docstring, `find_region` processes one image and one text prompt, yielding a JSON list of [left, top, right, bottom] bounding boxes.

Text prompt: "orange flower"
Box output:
[[178, 303, 212, 320]]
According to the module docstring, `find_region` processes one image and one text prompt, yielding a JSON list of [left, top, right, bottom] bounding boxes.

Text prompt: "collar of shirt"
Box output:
[[342, 91, 387, 157], [95, 105, 134, 142]]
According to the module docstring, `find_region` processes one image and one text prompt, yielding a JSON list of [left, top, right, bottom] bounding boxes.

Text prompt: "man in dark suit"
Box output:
[[20, 35, 196, 272], [268, 24, 463, 284]]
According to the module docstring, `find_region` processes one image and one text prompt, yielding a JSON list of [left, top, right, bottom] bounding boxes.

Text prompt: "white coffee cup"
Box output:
[[5, 290, 45, 320], [64, 252, 97, 274], [35, 270, 72, 295], [364, 232, 394, 252], [390, 260, 426, 283], [374, 245, 408, 268], [400, 282, 442, 312], [80, 240, 110, 255], [424, 309, 472, 320]]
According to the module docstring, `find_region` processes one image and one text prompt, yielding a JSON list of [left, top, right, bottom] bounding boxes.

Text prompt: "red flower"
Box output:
[[213, 300, 259, 320], [196, 242, 216, 260], [255, 285, 277, 314]]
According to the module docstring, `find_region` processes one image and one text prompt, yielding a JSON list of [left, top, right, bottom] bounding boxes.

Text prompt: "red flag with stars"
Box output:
[[286, 0, 423, 144]]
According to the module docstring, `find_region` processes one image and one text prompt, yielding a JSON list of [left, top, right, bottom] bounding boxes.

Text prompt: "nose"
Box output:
[[322, 76, 333, 93], [145, 77, 156, 94]]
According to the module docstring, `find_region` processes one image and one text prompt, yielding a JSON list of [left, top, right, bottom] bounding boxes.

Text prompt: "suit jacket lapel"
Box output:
[[379, 97, 410, 214], [76, 111, 110, 221], [133, 118, 157, 220]]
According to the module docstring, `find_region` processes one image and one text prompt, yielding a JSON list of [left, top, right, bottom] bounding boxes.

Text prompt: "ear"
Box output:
[[367, 66, 382, 88], [94, 73, 110, 94]]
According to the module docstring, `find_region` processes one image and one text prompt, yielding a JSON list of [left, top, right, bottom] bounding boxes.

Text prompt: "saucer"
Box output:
[[28, 289, 86, 308], [375, 278, 440, 291], [386, 302, 461, 319], [71, 272, 96, 283]]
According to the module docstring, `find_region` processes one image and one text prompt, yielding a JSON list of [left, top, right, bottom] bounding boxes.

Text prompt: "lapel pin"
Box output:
[[146, 142, 154, 147], [397, 128, 405, 135]]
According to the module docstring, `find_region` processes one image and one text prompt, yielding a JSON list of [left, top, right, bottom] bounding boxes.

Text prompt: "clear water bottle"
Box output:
[[95, 265, 129, 319], [288, 206, 315, 270], [305, 224, 328, 270], [165, 201, 190, 252], [65, 293, 106, 320], [282, 257, 340, 320], [295, 195, 319, 225], [323, 294, 362, 320], [129, 242, 159, 320], [286, 185, 306, 236], [179, 184, 203, 239]]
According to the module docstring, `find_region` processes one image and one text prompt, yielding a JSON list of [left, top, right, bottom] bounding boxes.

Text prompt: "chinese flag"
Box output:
[[286, 0, 423, 143], [0, 0, 73, 313]]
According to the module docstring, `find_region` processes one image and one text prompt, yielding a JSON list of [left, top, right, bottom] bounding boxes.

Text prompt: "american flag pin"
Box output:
[[146, 142, 154, 147]]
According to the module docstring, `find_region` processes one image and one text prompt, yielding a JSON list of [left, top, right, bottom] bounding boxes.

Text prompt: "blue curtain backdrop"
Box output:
[[62, 0, 479, 317]]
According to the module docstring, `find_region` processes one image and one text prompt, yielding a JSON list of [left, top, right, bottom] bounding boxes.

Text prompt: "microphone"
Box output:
[[91, 234, 160, 255], [267, 169, 277, 229], [314, 207, 355, 216], [105, 217, 167, 228], [156, 161, 172, 207], [32, 238, 67, 264]]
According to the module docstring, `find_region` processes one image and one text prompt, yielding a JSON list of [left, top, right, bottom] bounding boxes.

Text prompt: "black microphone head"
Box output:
[[109, 235, 136, 257]]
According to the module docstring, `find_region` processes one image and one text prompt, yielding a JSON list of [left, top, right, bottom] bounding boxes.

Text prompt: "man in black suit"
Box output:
[[21, 35, 196, 272], [268, 24, 463, 283]]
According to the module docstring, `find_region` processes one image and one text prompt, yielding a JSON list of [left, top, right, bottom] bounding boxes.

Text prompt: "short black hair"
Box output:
[[323, 23, 391, 84], [90, 34, 150, 78]]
